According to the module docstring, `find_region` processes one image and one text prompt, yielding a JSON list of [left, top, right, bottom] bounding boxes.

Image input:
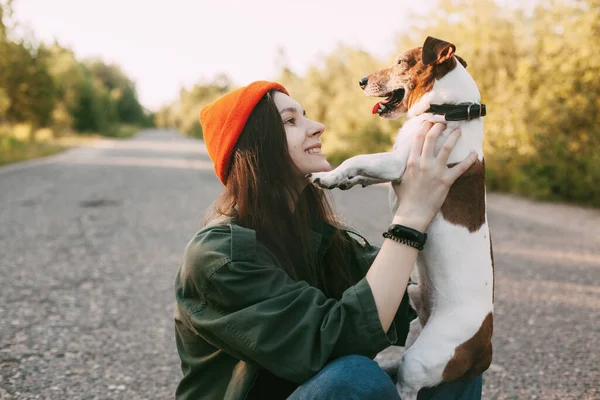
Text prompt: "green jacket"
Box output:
[[174, 219, 416, 400]]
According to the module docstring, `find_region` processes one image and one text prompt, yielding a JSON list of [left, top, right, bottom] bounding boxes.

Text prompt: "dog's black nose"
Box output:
[[359, 77, 368, 89]]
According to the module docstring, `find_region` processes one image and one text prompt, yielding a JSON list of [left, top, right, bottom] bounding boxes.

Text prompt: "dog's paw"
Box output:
[[397, 369, 420, 400], [309, 175, 363, 191], [307, 171, 345, 189], [337, 176, 363, 190], [396, 353, 426, 397], [397, 348, 446, 399], [399, 391, 418, 400]]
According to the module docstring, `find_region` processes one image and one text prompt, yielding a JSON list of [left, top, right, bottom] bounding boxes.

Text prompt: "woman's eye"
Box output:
[[284, 118, 295, 125]]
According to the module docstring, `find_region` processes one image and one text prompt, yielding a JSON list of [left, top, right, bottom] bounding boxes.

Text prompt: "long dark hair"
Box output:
[[205, 89, 354, 299]]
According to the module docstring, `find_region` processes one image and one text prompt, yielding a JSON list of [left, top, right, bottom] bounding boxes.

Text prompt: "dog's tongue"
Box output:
[[372, 102, 381, 115]]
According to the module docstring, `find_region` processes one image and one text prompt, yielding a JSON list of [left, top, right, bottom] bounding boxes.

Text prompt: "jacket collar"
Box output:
[[218, 214, 349, 260], [310, 220, 338, 259]]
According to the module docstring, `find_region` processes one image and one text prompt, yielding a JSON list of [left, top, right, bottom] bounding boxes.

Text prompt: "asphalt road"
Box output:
[[1, 129, 598, 399]]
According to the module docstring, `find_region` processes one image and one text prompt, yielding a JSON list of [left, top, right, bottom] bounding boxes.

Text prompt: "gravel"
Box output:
[[1, 129, 598, 399]]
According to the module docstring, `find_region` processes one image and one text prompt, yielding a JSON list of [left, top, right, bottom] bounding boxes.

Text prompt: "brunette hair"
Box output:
[[205, 90, 354, 298]]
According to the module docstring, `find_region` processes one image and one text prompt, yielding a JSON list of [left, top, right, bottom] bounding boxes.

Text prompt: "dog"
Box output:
[[308, 36, 494, 399]]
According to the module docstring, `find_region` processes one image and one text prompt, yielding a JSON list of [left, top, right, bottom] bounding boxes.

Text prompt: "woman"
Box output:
[[174, 81, 481, 399]]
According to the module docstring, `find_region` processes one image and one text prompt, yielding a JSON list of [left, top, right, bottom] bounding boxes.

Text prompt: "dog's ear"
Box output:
[[422, 36, 456, 65], [455, 55, 468, 68]]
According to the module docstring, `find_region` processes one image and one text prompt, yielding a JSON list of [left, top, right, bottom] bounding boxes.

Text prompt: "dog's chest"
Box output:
[[394, 116, 484, 165]]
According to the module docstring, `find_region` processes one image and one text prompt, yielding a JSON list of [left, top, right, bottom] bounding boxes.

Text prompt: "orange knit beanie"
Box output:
[[199, 81, 289, 185]]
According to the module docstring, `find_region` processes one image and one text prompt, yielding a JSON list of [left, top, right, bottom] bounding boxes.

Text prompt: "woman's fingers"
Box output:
[[408, 122, 433, 163], [447, 152, 479, 184], [437, 129, 461, 165], [421, 123, 446, 161]]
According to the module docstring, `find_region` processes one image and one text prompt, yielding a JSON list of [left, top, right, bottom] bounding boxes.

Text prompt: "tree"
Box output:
[[0, 39, 55, 128], [0, 2, 150, 136], [156, 74, 232, 138], [0, 0, 14, 41], [86, 59, 148, 126]]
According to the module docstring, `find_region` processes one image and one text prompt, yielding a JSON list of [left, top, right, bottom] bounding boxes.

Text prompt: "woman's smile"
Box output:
[[304, 144, 325, 156], [273, 91, 331, 178]]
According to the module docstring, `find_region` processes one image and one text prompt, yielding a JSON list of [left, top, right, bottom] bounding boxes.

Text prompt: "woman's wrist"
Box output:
[[391, 214, 429, 233]]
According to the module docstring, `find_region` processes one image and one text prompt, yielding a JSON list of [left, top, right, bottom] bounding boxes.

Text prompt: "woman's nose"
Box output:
[[309, 122, 325, 137]]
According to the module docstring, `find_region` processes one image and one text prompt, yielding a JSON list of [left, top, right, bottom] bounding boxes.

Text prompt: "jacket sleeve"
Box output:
[[346, 230, 418, 346], [175, 228, 399, 384]]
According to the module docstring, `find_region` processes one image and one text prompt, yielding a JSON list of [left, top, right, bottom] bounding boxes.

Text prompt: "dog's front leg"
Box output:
[[308, 149, 408, 190]]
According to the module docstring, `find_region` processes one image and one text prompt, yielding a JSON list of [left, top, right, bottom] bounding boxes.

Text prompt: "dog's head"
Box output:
[[360, 36, 467, 119]]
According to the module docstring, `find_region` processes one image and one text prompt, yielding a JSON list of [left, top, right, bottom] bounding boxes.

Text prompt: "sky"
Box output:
[[12, 0, 435, 110]]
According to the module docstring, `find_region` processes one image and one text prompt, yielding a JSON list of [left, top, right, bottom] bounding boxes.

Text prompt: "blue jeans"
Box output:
[[288, 355, 483, 400]]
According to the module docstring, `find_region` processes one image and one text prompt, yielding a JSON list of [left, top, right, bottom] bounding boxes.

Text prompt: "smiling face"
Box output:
[[273, 91, 331, 180]]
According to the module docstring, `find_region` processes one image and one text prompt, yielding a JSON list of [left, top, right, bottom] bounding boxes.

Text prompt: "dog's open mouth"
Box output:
[[371, 88, 406, 115]]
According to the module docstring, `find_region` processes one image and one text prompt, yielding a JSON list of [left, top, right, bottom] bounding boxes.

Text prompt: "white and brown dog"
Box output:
[[308, 36, 494, 399]]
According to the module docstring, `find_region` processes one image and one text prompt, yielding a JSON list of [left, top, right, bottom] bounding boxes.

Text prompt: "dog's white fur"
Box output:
[[309, 60, 494, 399]]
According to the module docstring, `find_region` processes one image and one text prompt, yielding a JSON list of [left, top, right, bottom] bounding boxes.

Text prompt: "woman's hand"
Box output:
[[392, 122, 478, 232]]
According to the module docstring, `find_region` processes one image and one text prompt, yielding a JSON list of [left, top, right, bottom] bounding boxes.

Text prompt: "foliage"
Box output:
[[403, 0, 600, 205], [155, 74, 232, 139], [0, 40, 56, 127], [150, 0, 600, 207], [0, 1, 153, 139]]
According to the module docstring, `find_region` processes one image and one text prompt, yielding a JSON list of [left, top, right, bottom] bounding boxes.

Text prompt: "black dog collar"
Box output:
[[426, 103, 487, 121]]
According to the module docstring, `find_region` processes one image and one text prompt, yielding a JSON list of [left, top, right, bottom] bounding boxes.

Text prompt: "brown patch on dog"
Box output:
[[420, 36, 460, 90], [442, 312, 494, 382], [404, 49, 459, 110], [422, 37, 454, 64], [432, 57, 458, 80], [441, 159, 486, 232], [405, 48, 435, 110]]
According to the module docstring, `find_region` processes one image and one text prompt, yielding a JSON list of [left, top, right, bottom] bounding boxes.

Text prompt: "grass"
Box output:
[[0, 124, 144, 167], [0, 136, 65, 166]]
